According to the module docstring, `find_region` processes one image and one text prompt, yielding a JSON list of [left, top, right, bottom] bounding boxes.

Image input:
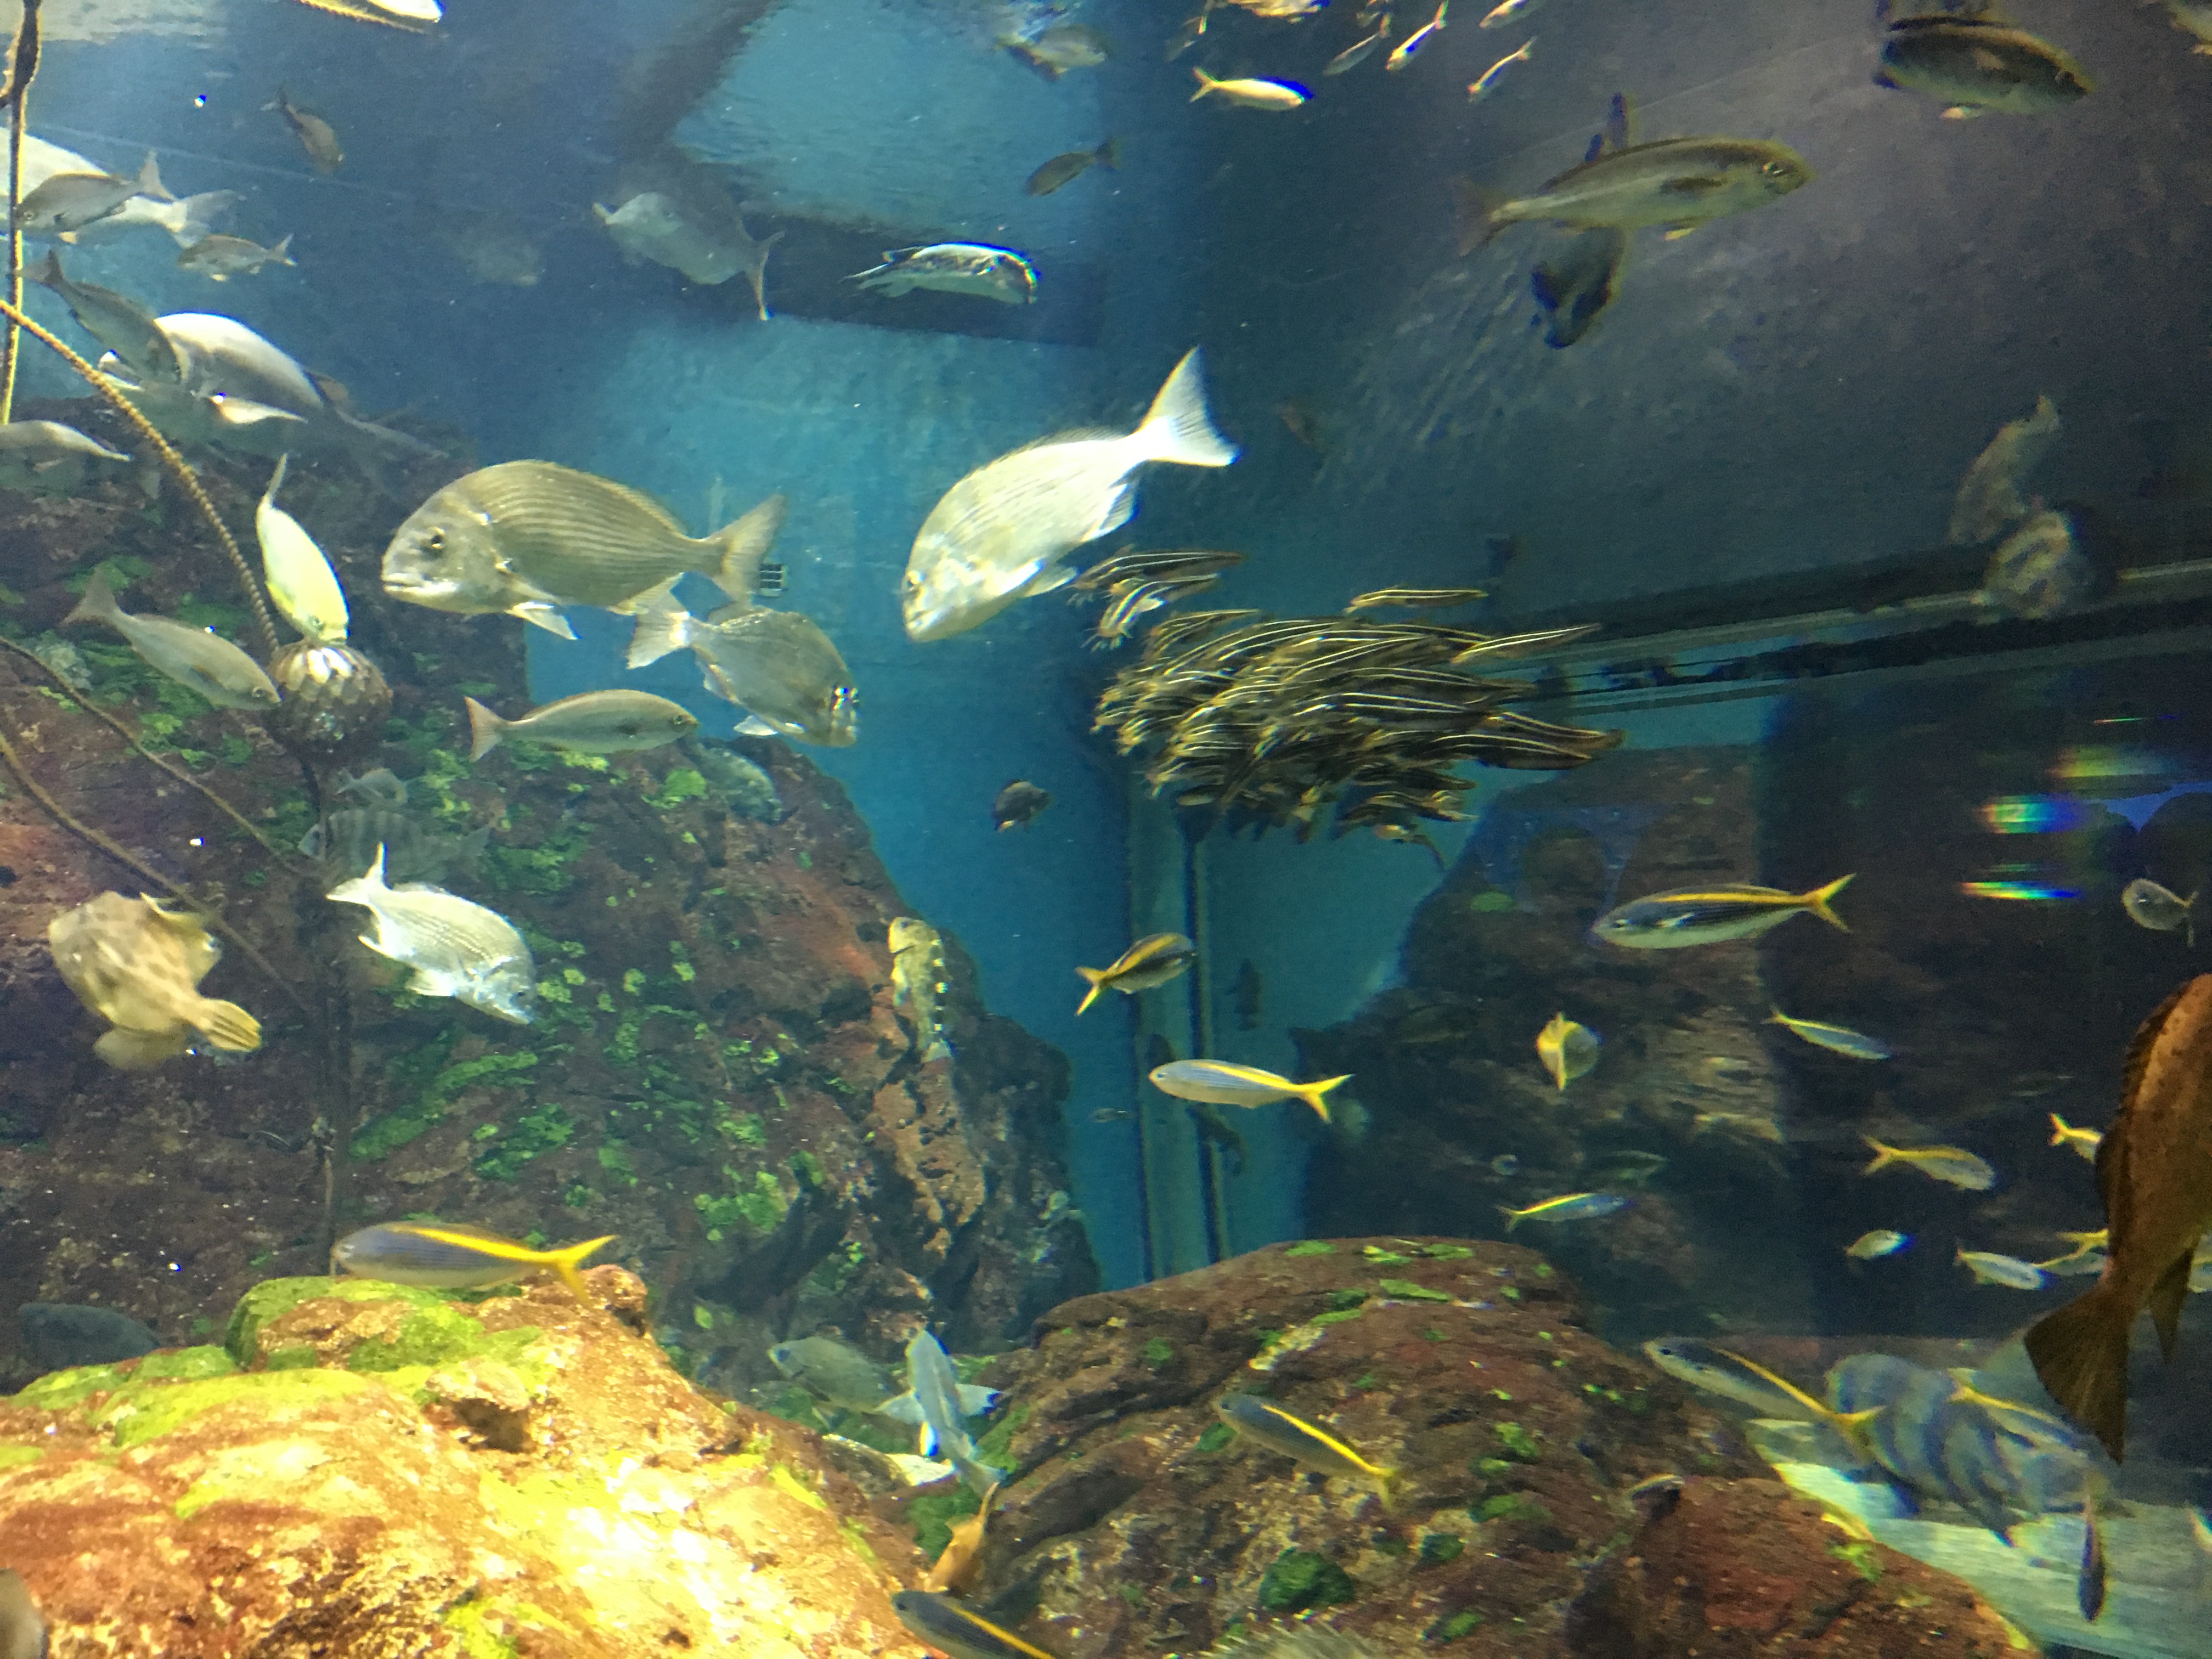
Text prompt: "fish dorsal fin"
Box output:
[[2118, 981, 2190, 1118], [2103, 983, 2192, 1240]]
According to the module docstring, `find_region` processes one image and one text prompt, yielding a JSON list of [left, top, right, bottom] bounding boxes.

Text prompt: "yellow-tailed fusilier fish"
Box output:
[[49, 891, 262, 1069], [257, 455, 348, 644], [464, 690, 697, 761], [1534, 1013, 1598, 1090], [1861, 1136, 1996, 1192], [1456, 132, 1809, 251], [903, 350, 1236, 641], [267, 89, 343, 172], [325, 845, 536, 1023], [1386, 0, 1448, 71], [891, 1590, 1064, 1659], [1149, 1060, 1350, 1122], [177, 233, 295, 280], [1500, 1191, 1628, 1231], [1948, 395, 2060, 545], [64, 571, 280, 709], [1956, 1248, 2047, 1290], [1074, 932, 1196, 1013], [1479, 0, 1546, 25], [1214, 1392, 1398, 1503], [333, 1222, 614, 1296], [2049, 1113, 2102, 1162], [1466, 37, 1533, 100], [1640, 1338, 1844, 1425], [2123, 878, 2196, 943], [1767, 1008, 1892, 1061], [381, 461, 786, 641], [15, 153, 169, 236], [1189, 70, 1311, 108], [1592, 876, 1852, 949], [890, 917, 953, 1063], [851, 244, 1038, 305], [1874, 14, 2091, 120], [1325, 18, 1392, 75], [1847, 1229, 1910, 1260]]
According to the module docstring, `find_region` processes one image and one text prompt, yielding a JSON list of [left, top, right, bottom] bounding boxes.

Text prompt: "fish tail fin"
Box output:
[[1803, 873, 1855, 930], [325, 843, 390, 904], [1135, 348, 1237, 469], [193, 997, 262, 1052], [1498, 1205, 1521, 1234], [545, 1234, 618, 1297], [170, 189, 239, 245], [63, 569, 122, 628], [1190, 67, 1219, 100], [464, 696, 507, 762], [624, 584, 694, 669], [1859, 1135, 1898, 1174], [1074, 967, 1107, 1015], [1294, 1074, 1351, 1122], [137, 152, 173, 202], [704, 492, 788, 602], [1375, 1465, 1402, 1513], [1452, 177, 1508, 257], [2048, 1113, 2071, 1148], [2024, 1285, 2134, 1460], [270, 233, 296, 265], [1097, 137, 1120, 169], [923, 1036, 954, 1064], [26, 246, 61, 290]]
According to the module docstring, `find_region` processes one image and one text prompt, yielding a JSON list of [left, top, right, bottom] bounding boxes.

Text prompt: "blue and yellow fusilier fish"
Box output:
[[1499, 1191, 1628, 1231], [1074, 932, 1196, 1015], [1592, 876, 1853, 949], [1147, 1059, 1350, 1122], [332, 1221, 616, 1297], [1767, 1008, 1892, 1060], [1214, 1392, 1398, 1506], [891, 1590, 1064, 1659]]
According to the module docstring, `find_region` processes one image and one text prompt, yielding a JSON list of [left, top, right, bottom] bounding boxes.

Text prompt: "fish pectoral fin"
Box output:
[[1018, 561, 1078, 599], [2149, 1248, 2195, 1360], [1662, 225, 1700, 240], [510, 601, 577, 639], [877, 1391, 926, 1426]]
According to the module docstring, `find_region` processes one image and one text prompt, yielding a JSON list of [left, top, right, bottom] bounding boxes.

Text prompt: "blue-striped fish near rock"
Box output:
[[1592, 876, 1852, 948], [1956, 1248, 2046, 1290], [1500, 1191, 1627, 1231], [332, 1222, 616, 1297], [889, 917, 953, 1063], [891, 1591, 1061, 1659]]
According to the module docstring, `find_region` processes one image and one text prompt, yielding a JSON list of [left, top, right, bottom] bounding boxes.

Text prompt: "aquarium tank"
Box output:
[[0, 0, 2207, 1654]]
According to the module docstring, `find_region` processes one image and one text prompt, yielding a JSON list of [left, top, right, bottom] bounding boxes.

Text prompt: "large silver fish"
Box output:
[[15, 153, 169, 236], [60, 187, 237, 247], [63, 571, 279, 709], [595, 191, 781, 318], [382, 461, 786, 642], [1458, 134, 1810, 250], [902, 349, 1237, 641], [30, 250, 180, 382], [631, 597, 858, 747], [325, 845, 535, 1023]]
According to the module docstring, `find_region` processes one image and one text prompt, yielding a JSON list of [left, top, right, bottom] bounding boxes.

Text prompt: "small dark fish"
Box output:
[[1485, 532, 1524, 567], [2079, 1486, 2107, 1621], [298, 808, 489, 886], [1090, 1107, 1134, 1123], [267, 87, 343, 172], [2027, 974, 2212, 1458], [19, 1301, 157, 1370], [1277, 397, 1327, 452], [1626, 1472, 1684, 1520], [992, 779, 1053, 831], [1231, 958, 1263, 1030], [1531, 226, 1626, 347], [1978, 506, 2111, 621], [1026, 139, 1118, 197]]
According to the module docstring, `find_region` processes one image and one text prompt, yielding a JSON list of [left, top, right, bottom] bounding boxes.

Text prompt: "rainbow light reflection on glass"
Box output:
[[1960, 879, 2080, 902], [2052, 746, 2174, 782], [1978, 795, 2094, 834]]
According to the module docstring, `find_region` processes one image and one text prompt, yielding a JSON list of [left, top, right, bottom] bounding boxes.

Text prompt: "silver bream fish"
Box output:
[[381, 461, 786, 642], [64, 571, 279, 709], [325, 845, 535, 1023], [903, 349, 1237, 641]]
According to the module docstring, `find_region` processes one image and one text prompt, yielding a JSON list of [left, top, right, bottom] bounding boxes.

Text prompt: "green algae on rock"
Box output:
[[0, 1264, 930, 1658]]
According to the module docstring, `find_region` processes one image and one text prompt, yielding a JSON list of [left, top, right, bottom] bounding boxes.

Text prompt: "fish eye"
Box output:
[[425, 527, 445, 551], [1761, 161, 1789, 178]]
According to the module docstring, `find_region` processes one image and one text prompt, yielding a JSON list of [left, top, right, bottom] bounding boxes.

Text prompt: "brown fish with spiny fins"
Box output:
[[2025, 974, 2212, 1459]]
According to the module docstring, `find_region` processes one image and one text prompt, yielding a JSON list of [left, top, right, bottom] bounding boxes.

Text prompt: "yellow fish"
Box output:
[[2049, 1112, 2101, 1162], [1214, 1393, 1397, 1504], [332, 1222, 615, 1297], [1148, 1059, 1349, 1122], [1861, 1136, 1996, 1191], [48, 893, 262, 1069], [1534, 1013, 1599, 1090], [1074, 932, 1195, 1014]]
